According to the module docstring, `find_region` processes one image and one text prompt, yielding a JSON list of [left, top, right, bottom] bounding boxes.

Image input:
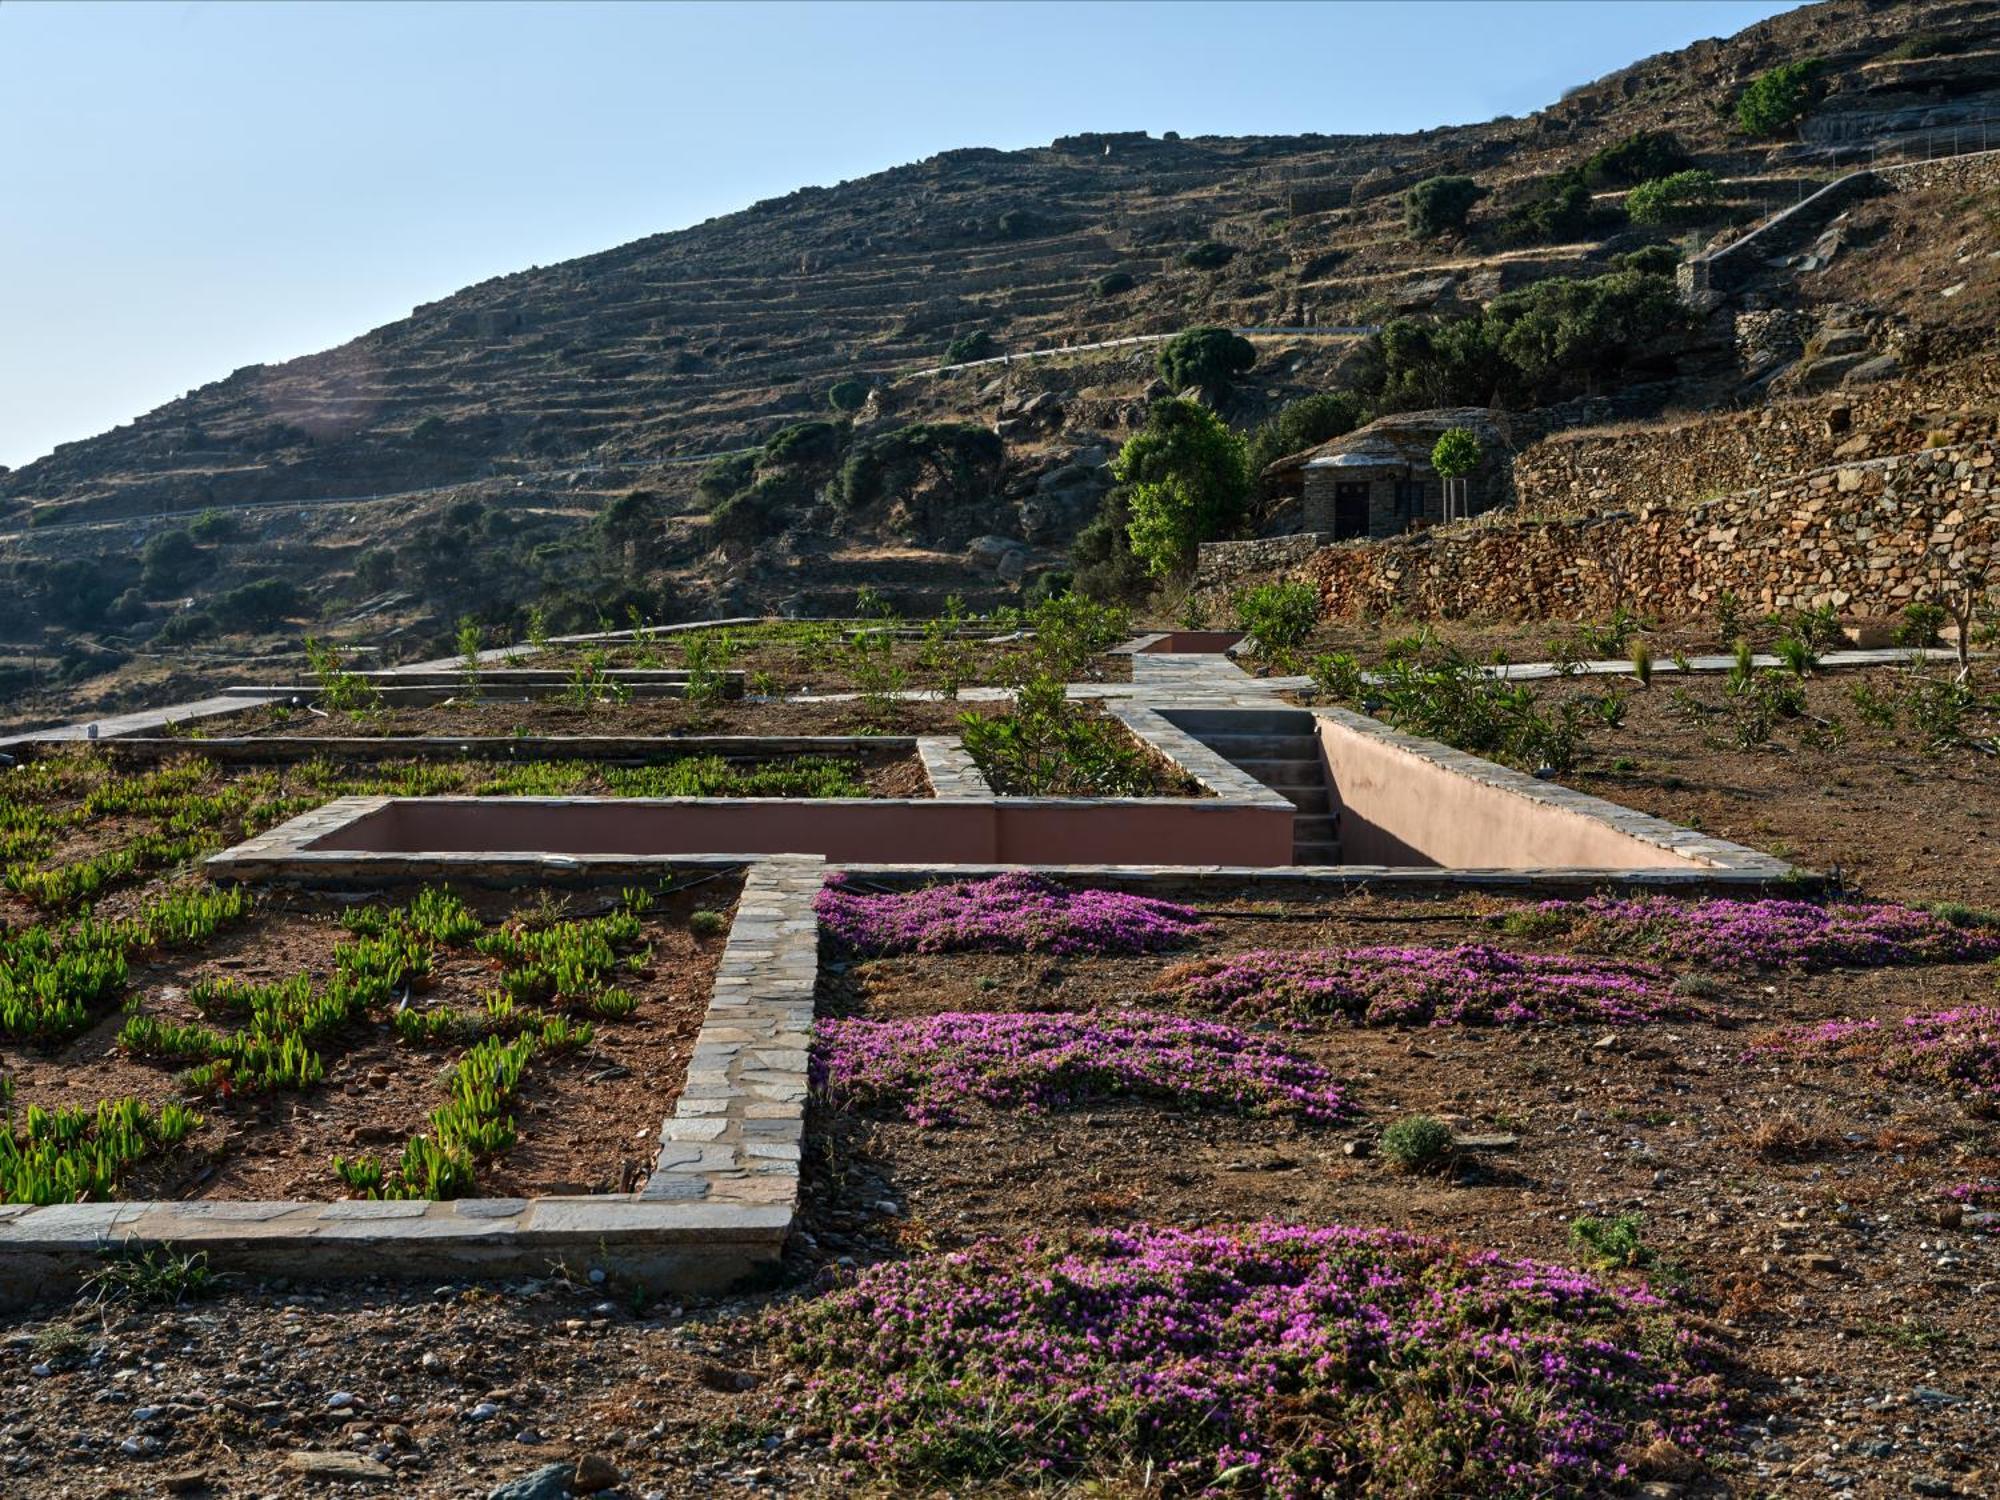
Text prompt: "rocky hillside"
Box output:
[[2, 0, 1998, 731]]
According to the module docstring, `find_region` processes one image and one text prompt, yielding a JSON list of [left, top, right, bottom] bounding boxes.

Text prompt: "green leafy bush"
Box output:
[[1094, 270, 1135, 297], [1582, 130, 1693, 186], [139, 530, 206, 595], [1233, 582, 1319, 655], [960, 676, 1160, 796], [1735, 58, 1825, 137], [1611, 244, 1682, 276], [209, 578, 297, 631], [1380, 1115, 1454, 1173], [1111, 399, 1251, 578], [1180, 241, 1237, 270], [830, 423, 1003, 513], [1245, 392, 1366, 472], [1404, 175, 1482, 239], [827, 379, 870, 413], [1626, 170, 1724, 227], [1156, 326, 1256, 394], [1497, 180, 1606, 246], [943, 330, 995, 364]]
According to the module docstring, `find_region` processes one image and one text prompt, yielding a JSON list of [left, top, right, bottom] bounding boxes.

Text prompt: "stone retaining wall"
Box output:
[[1301, 440, 1997, 622], [1508, 354, 2000, 519]]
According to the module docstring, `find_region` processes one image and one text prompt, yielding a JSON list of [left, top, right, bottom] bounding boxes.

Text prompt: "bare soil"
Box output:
[[0, 878, 736, 1201], [1547, 666, 2000, 907], [534, 636, 1132, 693]]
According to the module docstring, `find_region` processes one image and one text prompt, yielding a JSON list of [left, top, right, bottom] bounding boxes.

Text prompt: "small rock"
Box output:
[[120, 1435, 160, 1456], [326, 1391, 358, 1410], [513, 1428, 545, 1446], [1910, 1478, 1955, 1497], [487, 1462, 573, 1500], [162, 1474, 208, 1495], [466, 1401, 502, 1421], [572, 1453, 623, 1493], [1799, 1252, 1841, 1272], [286, 1451, 393, 1480]]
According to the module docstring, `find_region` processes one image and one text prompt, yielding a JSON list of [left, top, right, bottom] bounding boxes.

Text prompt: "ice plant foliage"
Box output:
[[766, 1223, 1727, 1497], [811, 1010, 1352, 1125], [1752, 1005, 2000, 1113], [1531, 897, 2000, 972], [814, 872, 1209, 957], [1159, 944, 1689, 1026]]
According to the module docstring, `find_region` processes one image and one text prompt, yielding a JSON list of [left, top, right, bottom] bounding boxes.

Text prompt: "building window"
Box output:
[[1394, 480, 1427, 519]]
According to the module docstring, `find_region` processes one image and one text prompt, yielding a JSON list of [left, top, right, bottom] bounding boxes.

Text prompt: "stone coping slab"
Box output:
[[0, 858, 822, 1305], [832, 860, 1820, 895], [1107, 703, 1292, 809]]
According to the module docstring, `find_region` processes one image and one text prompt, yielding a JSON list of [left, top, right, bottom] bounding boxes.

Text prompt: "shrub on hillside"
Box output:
[[1612, 243, 1683, 275], [943, 330, 995, 364], [139, 529, 206, 596], [1068, 490, 1153, 603], [188, 508, 240, 543], [761, 419, 844, 466], [1496, 179, 1610, 246], [1156, 326, 1255, 394], [154, 610, 214, 645], [696, 451, 756, 506], [1355, 269, 1689, 412], [1626, 169, 1724, 227], [1583, 129, 1694, 186], [1181, 240, 1238, 270], [210, 577, 299, 631], [1094, 270, 1136, 297], [1735, 58, 1826, 137], [1245, 392, 1367, 472], [829, 423, 1003, 512], [827, 379, 870, 413], [1112, 398, 1251, 578], [1403, 175, 1482, 239]]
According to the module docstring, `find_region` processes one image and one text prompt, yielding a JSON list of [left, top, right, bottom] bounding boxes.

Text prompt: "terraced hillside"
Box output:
[[2, 0, 1998, 734]]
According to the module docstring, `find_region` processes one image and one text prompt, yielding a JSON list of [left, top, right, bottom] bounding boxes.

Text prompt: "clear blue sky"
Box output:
[[0, 0, 1800, 471]]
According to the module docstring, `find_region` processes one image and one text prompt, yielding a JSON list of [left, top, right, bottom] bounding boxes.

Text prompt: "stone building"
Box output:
[[1272, 409, 1511, 541]]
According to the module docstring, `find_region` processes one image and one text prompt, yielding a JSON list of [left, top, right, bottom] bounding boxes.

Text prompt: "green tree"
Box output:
[[1582, 130, 1693, 186], [1112, 399, 1251, 578], [944, 330, 995, 363], [1430, 428, 1481, 481], [827, 379, 870, 413], [1403, 175, 1482, 239], [1626, 169, 1724, 227], [1246, 392, 1367, 472], [1735, 59, 1825, 137], [139, 529, 206, 596], [1157, 326, 1256, 394]]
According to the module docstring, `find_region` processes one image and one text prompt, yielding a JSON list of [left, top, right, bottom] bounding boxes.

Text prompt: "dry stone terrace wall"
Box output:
[[1286, 440, 1997, 622], [1509, 354, 2000, 519]]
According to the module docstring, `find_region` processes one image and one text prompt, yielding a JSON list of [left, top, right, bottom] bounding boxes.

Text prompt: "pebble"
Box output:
[[466, 1400, 502, 1421], [119, 1435, 160, 1456], [327, 1391, 358, 1409], [488, 1461, 573, 1500]]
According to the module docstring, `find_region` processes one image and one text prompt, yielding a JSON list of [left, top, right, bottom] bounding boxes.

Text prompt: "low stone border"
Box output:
[[0, 862, 822, 1303], [835, 859, 1819, 896], [0, 692, 291, 748], [1108, 703, 1293, 809], [917, 737, 990, 798]]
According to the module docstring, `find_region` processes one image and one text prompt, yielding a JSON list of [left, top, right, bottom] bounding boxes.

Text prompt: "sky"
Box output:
[[0, 0, 1802, 471]]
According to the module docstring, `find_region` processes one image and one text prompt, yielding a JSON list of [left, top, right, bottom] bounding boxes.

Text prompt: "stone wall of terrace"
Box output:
[[1507, 354, 2000, 519], [1271, 440, 1996, 622]]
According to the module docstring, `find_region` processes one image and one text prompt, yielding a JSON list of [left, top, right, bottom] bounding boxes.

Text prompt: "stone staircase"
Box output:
[[1187, 709, 1342, 865]]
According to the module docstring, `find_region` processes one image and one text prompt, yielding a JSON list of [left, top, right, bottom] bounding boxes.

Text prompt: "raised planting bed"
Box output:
[[0, 748, 922, 917], [174, 695, 1010, 741], [63, 740, 933, 799], [521, 624, 1133, 694], [0, 877, 738, 1205]]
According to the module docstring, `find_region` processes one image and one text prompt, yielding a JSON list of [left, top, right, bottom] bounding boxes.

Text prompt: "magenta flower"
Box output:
[[763, 1222, 1728, 1497], [1533, 897, 2000, 972], [812, 1010, 1354, 1126], [1751, 1003, 2000, 1112], [1159, 944, 1693, 1027], [815, 872, 1209, 957]]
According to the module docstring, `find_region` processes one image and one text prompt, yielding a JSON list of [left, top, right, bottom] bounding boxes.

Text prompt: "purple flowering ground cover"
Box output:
[[814, 871, 1210, 956], [1525, 896, 2000, 972], [1750, 1004, 2000, 1113], [1157, 943, 1695, 1027], [811, 1010, 1353, 1125], [764, 1222, 1727, 1498]]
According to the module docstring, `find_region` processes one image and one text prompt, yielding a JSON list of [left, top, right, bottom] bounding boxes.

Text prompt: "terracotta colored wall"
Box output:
[[1315, 720, 1694, 870], [305, 798, 1295, 868]]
